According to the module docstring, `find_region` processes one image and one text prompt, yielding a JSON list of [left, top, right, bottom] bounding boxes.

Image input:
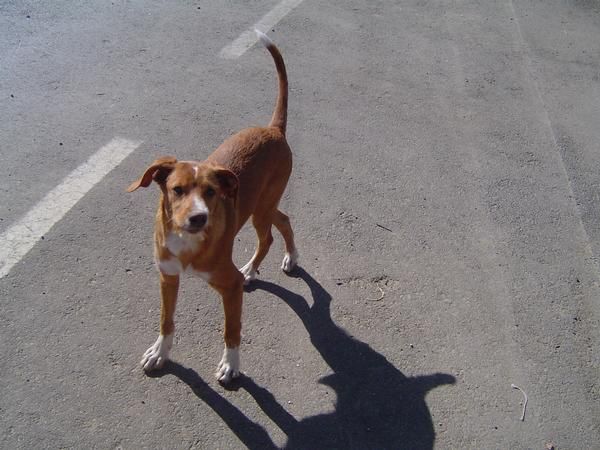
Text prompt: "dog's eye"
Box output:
[[205, 187, 216, 198], [173, 186, 184, 196]]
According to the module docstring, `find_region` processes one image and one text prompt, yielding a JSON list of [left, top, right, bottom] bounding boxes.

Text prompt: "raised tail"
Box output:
[[255, 30, 288, 135]]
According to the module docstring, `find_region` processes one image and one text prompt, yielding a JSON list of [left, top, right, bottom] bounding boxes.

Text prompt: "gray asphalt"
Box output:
[[1, 0, 599, 448]]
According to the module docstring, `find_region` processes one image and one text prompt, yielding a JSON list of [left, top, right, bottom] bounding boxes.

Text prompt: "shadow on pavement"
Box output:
[[149, 266, 455, 449], [147, 362, 277, 449]]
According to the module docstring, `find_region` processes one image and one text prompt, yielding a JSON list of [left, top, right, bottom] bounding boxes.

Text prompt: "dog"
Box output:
[[127, 30, 298, 383]]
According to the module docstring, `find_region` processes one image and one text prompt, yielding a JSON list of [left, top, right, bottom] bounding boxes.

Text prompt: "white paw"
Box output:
[[141, 334, 173, 371], [240, 261, 257, 285], [281, 249, 299, 272], [215, 347, 240, 383]]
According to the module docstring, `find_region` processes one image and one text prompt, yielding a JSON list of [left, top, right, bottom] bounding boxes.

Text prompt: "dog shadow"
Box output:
[[150, 267, 455, 449]]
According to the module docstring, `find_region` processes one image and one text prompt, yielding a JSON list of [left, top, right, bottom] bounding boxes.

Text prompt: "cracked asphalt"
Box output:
[[1, 0, 599, 448]]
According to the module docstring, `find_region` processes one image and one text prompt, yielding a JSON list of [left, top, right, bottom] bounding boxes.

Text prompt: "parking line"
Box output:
[[0, 137, 142, 279], [219, 0, 305, 59]]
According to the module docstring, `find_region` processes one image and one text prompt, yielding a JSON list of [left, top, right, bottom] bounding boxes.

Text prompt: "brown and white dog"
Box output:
[[127, 31, 298, 383]]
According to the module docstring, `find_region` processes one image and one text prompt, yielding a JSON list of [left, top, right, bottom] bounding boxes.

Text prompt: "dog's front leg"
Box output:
[[211, 268, 244, 383], [141, 273, 179, 371]]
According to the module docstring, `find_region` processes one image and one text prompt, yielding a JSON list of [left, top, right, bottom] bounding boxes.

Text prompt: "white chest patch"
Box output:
[[166, 232, 200, 256], [185, 266, 211, 281], [157, 257, 183, 276], [156, 257, 211, 281]]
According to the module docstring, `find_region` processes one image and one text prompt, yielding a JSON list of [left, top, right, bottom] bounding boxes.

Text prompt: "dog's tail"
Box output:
[[255, 30, 288, 135]]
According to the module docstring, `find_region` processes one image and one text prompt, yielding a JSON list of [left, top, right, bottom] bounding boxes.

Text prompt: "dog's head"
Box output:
[[127, 157, 238, 235]]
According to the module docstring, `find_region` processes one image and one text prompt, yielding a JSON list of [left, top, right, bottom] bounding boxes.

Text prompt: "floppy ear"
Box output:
[[214, 168, 239, 199], [126, 156, 177, 192]]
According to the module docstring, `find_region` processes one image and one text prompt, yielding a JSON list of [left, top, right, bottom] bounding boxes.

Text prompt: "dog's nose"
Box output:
[[188, 213, 207, 229]]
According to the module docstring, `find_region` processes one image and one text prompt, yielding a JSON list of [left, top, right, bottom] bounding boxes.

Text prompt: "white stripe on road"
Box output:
[[219, 0, 305, 59], [0, 137, 142, 278]]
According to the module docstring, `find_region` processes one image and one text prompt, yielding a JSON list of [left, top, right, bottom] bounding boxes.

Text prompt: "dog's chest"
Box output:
[[165, 232, 200, 256], [156, 232, 211, 281]]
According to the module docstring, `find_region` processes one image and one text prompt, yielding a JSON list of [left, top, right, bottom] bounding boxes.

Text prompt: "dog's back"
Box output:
[[207, 30, 292, 231]]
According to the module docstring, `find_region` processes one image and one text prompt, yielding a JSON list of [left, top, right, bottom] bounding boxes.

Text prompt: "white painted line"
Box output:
[[0, 137, 142, 278], [219, 0, 304, 59]]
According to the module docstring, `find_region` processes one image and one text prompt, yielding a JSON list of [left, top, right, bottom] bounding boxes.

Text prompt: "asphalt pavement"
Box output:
[[1, 0, 599, 448]]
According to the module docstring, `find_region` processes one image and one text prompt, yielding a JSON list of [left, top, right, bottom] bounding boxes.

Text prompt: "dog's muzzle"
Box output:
[[185, 213, 208, 233]]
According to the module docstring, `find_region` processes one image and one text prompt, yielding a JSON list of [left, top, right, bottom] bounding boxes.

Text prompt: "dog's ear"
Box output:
[[214, 168, 239, 199], [127, 156, 178, 192]]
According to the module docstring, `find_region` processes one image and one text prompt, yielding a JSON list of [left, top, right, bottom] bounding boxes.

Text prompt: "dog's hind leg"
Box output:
[[273, 209, 298, 272], [240, 213, 274, 284]]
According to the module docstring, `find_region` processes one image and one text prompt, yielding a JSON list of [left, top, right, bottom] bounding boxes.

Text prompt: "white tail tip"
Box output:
[[255, 29, 273, 48]]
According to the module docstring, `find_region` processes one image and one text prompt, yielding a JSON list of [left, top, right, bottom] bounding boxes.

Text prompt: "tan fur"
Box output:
[[127, 35, 297, 382]]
